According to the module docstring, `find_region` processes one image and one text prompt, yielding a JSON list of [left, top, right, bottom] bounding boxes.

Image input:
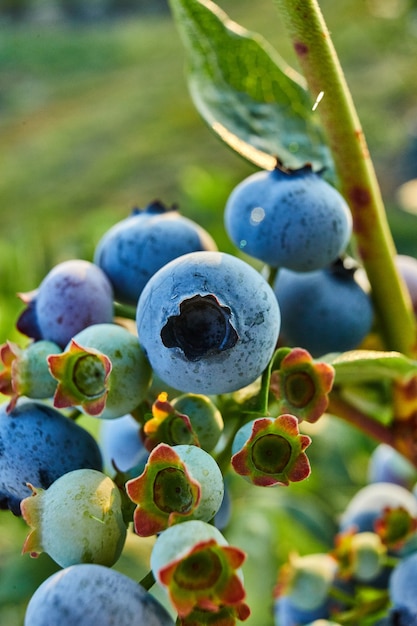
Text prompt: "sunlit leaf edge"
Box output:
[[329, 349, 417, 385], [169, 0, 335, 174]]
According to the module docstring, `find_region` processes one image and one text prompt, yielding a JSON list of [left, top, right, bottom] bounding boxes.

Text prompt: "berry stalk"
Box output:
[[274, 0, 416, 356]]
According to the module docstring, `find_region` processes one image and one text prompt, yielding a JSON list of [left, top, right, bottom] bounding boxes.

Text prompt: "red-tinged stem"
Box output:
[[328, 392, 395, 448], [274, 0, 416, 356], [329, 391, 417, 469]]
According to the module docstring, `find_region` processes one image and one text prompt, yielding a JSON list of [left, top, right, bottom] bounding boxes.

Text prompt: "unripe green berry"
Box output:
[[171, 394, 224, 451], [21, 469, 127, 568]]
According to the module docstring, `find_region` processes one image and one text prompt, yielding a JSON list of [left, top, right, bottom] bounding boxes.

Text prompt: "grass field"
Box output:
[[1, 1, 417, 624]]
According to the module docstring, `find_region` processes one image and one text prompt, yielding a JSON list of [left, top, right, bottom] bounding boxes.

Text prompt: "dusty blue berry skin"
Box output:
[[94, 202, 217, 306], [99, 414, 149, 473], [224, 166, 352, 271], [274, 595, 330, 626], [274, 263, 373, 356], [24, 563, 175, 626], [383, 607, 417, 626], [368, 444, 417, 489], [136, 251, 280, 395], [18, 259, 114, 348], [389, 553, 417, 614], [0, 400, 102, 516]]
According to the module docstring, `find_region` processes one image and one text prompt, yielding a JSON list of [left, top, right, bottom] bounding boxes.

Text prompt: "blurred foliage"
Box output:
[[1, 1, 417, 624]]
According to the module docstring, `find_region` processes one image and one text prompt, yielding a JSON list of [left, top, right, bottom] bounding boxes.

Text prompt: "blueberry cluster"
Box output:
[[274, 450, 417, 626], [1, 171, 417, 626]]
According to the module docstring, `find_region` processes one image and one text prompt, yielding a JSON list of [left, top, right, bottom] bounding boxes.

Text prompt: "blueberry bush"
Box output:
[[2, 0, 417, 625]]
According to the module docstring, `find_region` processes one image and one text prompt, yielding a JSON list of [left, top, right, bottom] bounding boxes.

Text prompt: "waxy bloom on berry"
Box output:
[[48, 339, 112, 416], [151, 521, 250, 624], [231, 414, 311, 487], [143, 392, 200, 451], [270, 347, 335, 423], [0, 340, 60, 412]]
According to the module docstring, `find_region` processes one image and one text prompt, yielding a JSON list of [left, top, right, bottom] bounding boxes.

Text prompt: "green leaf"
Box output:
[[330, 350, 417, 385], [168, 0, 334, 173], [340, 383, 394, 425]]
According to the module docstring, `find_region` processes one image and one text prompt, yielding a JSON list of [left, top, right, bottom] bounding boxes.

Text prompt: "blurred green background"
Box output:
[[1, 0, 417, 624]]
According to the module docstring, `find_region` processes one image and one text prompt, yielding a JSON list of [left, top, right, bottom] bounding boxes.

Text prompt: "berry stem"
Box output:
[[328, 391, 396, 451], [214, 415, 245, 474], [274, 0, 416, 356], [114, 302, 137, 320], [333, 589, 390, 624], [138, 570, 156, 591]]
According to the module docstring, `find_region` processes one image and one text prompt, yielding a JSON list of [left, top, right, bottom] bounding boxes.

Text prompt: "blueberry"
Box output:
[[172, 444, 224, 522], [99, 414, 149, 473], [21, 469, 127, 568], [136, 251, 280, 395], [0, 400, 103, 515], [67, 323, 152, 419], [17, 259, 114, 348], [395, 254, 417, 316], [339, 482, 417, 544], [94, 201, 217, 305], [389, 553, 417, 614], [171, 393, 224, 452], [214, 481, 232, 531], [125, 443, 224, 537], [24, 563, 175, 626], [0, 339, 61, 410], [149, 519, 248, 620], [273, 260, 373, 356], [274, 595, 331, 626], [368, 444, 417, 489], [224, 164, 352, 271], [385, 606, 417, 626], [277, 553, 337, 613]]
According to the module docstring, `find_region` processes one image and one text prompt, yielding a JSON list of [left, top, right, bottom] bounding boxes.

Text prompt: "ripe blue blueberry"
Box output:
[[99, 414, 149, 473], [136, 251, 280, 395], [17, 259, 114, 348], [389, 552, 417, 614], [385, 607, 417, 626], [94, 200, 217, 305], [224, 164, 352, 271], [274, 595, 331, 626], [0, 400, 103, 515], [274, 260, 373, 356], [24, 563, 175, 626], [368, 444, 417, 489], [395, 254, 417, 316]]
